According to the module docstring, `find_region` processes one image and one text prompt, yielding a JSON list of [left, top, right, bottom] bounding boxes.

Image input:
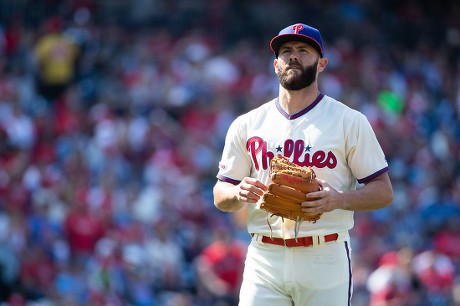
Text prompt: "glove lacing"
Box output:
[[265, 213, 303, 242]]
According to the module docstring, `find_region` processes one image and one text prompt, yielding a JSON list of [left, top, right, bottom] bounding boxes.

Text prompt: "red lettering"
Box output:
[[297, 152, 311, 167], [326, 151, 337, 168], [293, 24, 304, 34], [246, 137, 337, 171], [312, 151, 326, 167], [247, 137, 274, 170], [293, 140, 305, 164], [284, 139, 294, 157]]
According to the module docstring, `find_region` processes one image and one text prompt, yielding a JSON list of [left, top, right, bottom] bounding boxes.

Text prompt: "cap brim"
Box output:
[[270, 34, 323, 57]]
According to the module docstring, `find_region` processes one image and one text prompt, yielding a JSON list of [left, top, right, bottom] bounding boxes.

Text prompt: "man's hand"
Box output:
[[302, 172, 393, 214], [235, 177, 268, 203], [301, 179, 342, 216], [213, 178, 267, 212]]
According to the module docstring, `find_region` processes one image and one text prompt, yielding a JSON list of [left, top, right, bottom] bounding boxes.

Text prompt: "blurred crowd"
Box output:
[[0, 0, 459, 305]]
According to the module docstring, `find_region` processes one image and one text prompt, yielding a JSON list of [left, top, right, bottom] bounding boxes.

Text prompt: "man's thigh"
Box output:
[[238, 239, 352, 306], [239, 279, 293, 306], [238, 240, 293, 306], [289, 241, 353, 306]]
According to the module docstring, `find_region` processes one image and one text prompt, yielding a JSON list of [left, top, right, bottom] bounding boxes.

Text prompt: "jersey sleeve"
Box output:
[[216, 116, 252, 184], [346, 112, 389, 184]]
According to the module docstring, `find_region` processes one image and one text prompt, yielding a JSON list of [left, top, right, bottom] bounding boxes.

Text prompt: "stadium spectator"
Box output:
[[33, 16, 80, 104], [195, 227, 246, 305]]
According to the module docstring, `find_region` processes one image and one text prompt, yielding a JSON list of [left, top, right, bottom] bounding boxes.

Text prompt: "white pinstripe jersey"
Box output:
[[216, 94, 389, 239]]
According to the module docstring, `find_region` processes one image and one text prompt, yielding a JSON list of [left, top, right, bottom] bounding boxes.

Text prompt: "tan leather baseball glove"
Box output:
[[260, 155, 322, 223]]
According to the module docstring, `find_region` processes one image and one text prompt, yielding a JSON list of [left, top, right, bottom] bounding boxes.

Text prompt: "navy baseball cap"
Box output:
[[270, 23, 324, 58]]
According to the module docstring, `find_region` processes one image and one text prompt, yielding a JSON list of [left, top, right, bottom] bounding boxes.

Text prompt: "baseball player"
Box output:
[[213, 23, 393, 306]]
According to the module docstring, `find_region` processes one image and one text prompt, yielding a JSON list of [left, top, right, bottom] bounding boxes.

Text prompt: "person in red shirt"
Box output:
[[64, 197, 105, 259], [413, 249, 455, 296], [195, 227, 246, 305], [19, 245, 56, 300], [434, 215, 460, 261]]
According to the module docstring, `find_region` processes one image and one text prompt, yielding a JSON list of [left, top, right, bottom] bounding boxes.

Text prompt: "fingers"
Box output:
[[302, 182, 337, 214], [302, 202, 325, 216], [306, 179, 330, 199], [314, 177, 327, 189], [237, 178, 268, 203], [301, 198, 325, 217], [302, 182, 326, 213], [305, 190, 324, 200], [244, 177, 268, 192]]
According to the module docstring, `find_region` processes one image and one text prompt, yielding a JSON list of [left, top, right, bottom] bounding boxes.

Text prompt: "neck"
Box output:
[[278, 85, 320, 115]]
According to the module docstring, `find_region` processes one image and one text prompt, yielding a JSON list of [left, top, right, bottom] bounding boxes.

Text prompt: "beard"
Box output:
[[277, 58, 318, 90]]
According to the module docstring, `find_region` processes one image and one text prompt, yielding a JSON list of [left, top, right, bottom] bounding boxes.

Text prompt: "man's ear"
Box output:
[[273, 58, 279, 74], [318, 57, 328, 72]]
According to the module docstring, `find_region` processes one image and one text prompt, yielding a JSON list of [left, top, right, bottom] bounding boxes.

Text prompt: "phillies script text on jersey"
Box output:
[[247, 137, 337, 171]]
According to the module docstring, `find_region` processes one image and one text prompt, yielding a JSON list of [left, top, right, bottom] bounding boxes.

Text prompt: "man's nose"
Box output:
[[289, 52, 299, 61], [289, 54, 300, 63]]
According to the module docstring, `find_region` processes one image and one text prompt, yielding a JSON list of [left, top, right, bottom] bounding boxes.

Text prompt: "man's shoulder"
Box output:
[[321, 94, 348, 108]]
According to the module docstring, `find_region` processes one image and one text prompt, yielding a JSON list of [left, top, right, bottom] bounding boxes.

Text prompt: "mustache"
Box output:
[[286, 61, 302, 69]]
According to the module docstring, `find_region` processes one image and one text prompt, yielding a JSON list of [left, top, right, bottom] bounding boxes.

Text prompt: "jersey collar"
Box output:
[[275, 93, 324, 120]]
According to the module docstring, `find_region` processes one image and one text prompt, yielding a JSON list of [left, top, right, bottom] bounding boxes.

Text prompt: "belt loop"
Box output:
[[312, 236, 319, 247], [318, 235, 326, 246], [312, 235, 326, 247], [252, 233, 260, 243]]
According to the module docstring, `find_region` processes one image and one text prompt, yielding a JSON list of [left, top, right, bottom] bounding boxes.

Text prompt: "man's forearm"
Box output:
[[213, 181, 245, 212], [341, 173, 393, 212]]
